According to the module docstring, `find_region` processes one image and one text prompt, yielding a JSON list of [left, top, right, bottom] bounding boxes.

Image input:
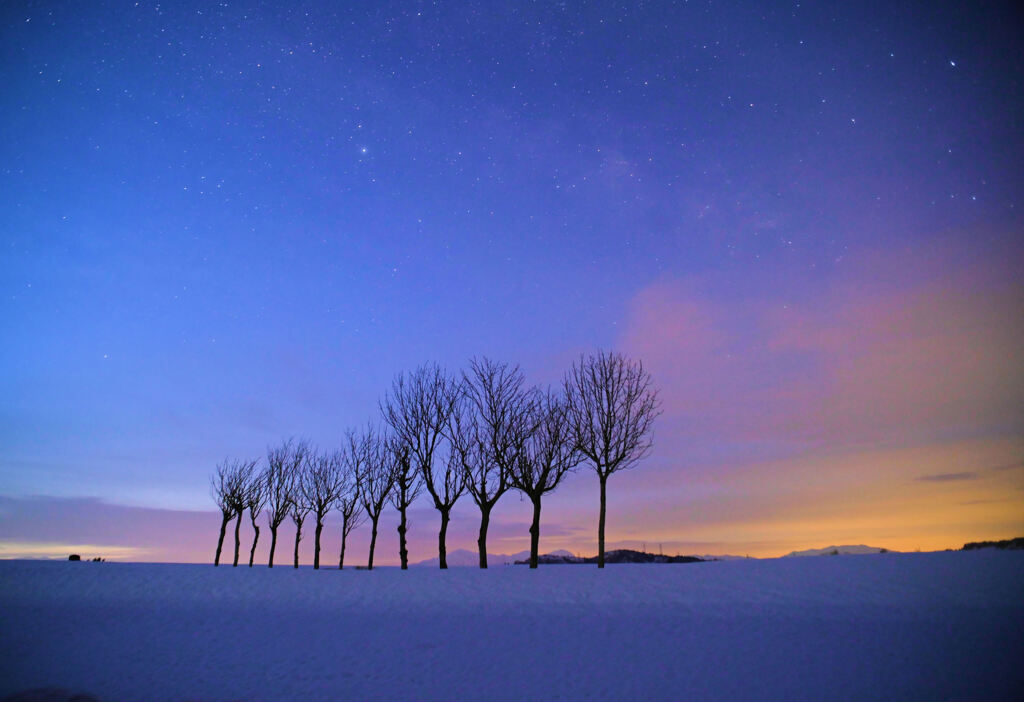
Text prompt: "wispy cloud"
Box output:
[[915, 472, 979, 483]]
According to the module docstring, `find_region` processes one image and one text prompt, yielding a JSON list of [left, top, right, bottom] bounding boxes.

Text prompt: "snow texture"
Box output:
[[1, 551, 1022, 701]]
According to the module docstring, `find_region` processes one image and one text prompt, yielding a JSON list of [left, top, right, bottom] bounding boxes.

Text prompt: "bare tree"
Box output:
[[229, 460, 257, 567], [245, 465, 267, 567], [210, 458, 252, 566], [349, 425, 395, 570], [265, 438, 308, 568], [509, 392, 581, 568], [455, 357, 535, 568], [333, 454, 364, 570], [301, 448, 345, 570], [289, 461, 310, 569], [564, 351, 660, 568], [387, 436, 423, 569], [382, 364, 464, 569]]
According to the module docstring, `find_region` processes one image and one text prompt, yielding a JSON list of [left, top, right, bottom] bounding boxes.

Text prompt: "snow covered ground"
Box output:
[[1, 551, 1022, 701]]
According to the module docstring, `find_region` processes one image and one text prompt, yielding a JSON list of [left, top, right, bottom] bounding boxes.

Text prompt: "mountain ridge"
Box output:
[[785, 544, 891, 557]]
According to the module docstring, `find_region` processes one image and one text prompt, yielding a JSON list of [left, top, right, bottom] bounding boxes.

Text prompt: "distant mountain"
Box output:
[[515, 549, 704, 565], [785, 545, 892, 557], [412, 548, 575, 567], [962, 537, 1024, 550]]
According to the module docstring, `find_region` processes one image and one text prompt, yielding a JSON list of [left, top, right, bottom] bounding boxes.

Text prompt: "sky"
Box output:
[[1, 0, 1021, 563]]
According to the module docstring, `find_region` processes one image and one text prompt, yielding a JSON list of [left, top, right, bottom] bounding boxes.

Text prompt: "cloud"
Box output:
[[621, 237, 1024, 462], [915, 472, 978, 483]]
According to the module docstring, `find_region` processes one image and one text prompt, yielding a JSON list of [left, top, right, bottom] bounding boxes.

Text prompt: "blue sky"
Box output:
[[1, 1, 1021, 560]]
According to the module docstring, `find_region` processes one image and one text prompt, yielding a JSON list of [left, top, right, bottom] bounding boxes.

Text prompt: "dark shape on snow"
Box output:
[[67, 554, 80, 561], [962, 537, 1024, 550], [515, 549, 703, 565]]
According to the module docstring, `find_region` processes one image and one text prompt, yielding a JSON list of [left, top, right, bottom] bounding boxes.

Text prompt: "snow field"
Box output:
[[1, 551, 1022, 701]]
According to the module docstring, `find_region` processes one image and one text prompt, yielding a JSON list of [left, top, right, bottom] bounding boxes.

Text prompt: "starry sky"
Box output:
[[2, 1, 1022, 563]]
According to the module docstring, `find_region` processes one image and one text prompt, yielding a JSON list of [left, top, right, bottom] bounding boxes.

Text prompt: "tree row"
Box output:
[[211, 351, 660, 570]]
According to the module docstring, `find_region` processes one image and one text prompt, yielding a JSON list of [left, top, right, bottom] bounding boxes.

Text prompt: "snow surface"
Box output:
[[1, 551, 1022, 701]]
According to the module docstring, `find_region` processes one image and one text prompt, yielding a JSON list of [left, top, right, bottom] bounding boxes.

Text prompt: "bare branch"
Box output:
[[509, 391, 581, 499], [564, 351, 661, 478], [564, 351, 661, 568], [264, 438, 309, 567], [347, 424, 395, 569], [210, 456, 257, 567], [382, 363, 465, 568]]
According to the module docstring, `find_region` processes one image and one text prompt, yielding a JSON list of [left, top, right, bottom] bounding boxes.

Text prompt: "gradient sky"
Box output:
[[2, 1, 1022, 563]]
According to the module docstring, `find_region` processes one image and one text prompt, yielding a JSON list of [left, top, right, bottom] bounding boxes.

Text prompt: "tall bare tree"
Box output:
[[334, 454, 364, 570], [509, 392, 581, 568], [301, 448, 345, 570], [265, 438, 308, 568], [382, 364, 464, 569], [455, 357, 535, 568], [564, 351, 660, 568], [210, 458, 253, 566], [245, 465, 267, 567], [350, 425, 395, 570], [229, 460, 256, 567], [289, 468, 310, 570], [387, 436, 423, 569]]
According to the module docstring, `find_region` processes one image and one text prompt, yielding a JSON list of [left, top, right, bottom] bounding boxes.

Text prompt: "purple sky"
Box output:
[[1, 1, 1022, 562]]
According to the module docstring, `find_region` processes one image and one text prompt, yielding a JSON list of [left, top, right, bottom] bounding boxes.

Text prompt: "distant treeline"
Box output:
[[212, 352, 660, 571], [515, 549, 703, 565], [962, 537, 1024, 551]]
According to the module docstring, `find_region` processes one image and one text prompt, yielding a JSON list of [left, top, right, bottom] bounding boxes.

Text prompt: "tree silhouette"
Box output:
[[509, 392, 581, 568], [565, 351, 660, 568], [387, 436, 423, 570], [454, 357, 534, 568], [289, 477, 310, 569], [301, 448, 345, 570], [245, 465, 267, 567], [382, 364, 463, 569], [334, 454, 364, 570], [210, 457, 254, 566], [265, 439, 308, 568], [229, 467, 252, 568], [350, 425, 394, 570]]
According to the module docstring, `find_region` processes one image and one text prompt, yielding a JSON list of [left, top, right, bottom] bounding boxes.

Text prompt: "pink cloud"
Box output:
[[621, 238, 1024, 455]]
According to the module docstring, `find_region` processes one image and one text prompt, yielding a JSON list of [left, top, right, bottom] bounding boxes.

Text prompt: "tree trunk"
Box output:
[[367, 516, 379, 570], [232, 511, 243, 567], [477, 502, 492, 569], [313, 516, 323, 570], [529, 494, 542, 569], [398, 507, 409, 570], [438, 509, 450, 569], [293, 520, 302, 569], [268, 525, 278, 568], [214, 512, 230, 566], [598, 473, 607, 569], [248, 518, 260, 567], [338, 516, 348, 570]]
